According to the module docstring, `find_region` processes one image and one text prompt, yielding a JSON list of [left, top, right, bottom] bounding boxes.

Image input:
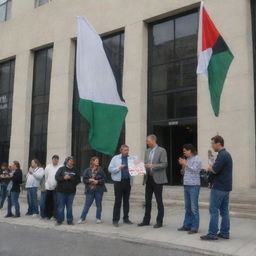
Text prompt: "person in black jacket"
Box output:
[[5, 161, 23, 218], [78, 157, 107, 224], [201, 135, 233, 241], [55, 156, 80, 225]]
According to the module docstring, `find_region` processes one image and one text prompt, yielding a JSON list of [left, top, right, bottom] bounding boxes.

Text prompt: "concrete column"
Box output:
[[46, 39, 75, 164], [197, 0, 256, 189], [122, 21, 148, 183], [9, 51, 34, 172]]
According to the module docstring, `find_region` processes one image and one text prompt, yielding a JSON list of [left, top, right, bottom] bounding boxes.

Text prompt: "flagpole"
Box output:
[[197, 1, 204, 61]]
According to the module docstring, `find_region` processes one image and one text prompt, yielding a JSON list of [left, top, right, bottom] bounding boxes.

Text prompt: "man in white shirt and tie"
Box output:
[[138, 135, 168, 228]]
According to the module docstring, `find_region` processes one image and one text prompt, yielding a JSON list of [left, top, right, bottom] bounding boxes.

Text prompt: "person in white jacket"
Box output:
[[44, 155, 61, 220], [25, 159, 44, 216], [108, 145, 137, 227]]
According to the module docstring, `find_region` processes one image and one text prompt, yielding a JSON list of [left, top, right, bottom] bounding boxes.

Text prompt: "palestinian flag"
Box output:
[[76, 17, 128, 155], [197, 2, 234, 116]]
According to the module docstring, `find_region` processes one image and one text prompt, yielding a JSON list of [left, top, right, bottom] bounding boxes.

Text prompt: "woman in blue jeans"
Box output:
[[78, 157, 107, 224], [177, 144, 202, 234], [5, 161, 23, 218]]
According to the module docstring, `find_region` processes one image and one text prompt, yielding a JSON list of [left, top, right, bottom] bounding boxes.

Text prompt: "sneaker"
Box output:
[[96, 219, 102, 224], [177, 226, 191, 231], [32, 214, 38, 217], [77, 219, 86, 224], [50, 217, 56, 221], [217, 233, 230, 239], [188, 230, 198, 235], [200, 235, 218, 241]]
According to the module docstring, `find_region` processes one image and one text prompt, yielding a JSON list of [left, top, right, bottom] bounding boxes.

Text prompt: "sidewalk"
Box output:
[[0, 193, 255, 256]]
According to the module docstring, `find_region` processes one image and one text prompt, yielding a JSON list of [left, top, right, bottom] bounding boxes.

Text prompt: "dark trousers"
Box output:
[[0, 184, 8, 208], [143, 176, 164, 225], [45, 190, 57, 219], [39, 191, 46, 218], [113, 179, 131, 223]]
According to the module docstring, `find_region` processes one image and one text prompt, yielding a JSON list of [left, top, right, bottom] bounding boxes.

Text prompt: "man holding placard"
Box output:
[[108, 145, 137, 227], [138, 135, 168, 229]]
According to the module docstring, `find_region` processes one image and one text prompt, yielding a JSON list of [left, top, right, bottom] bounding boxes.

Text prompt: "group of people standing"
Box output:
[[0, 134, 233, 241]]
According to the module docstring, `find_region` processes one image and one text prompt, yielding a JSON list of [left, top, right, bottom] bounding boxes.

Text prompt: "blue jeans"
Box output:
[[56, 192, 75, 224], [208, 189, 230, 238], [183, 185, 200, 231], [27, 187, 39, 214], [40, 191, 46, 218], [7, 192, 20, 216], [0, 184, 8, 208], [80, 191, 103, 220]]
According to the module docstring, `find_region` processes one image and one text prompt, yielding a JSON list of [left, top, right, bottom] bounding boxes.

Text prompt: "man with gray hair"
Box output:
[[138, 135, 168, 228]]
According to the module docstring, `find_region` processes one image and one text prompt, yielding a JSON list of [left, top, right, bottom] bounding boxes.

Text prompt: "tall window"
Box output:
[[0, 59, 15, 164], [72, 32, 125, 176], [148, 10, 198, 127], [35, 0, 52, 7], [0, 0, 12, 23], [29, 47, 53, 165]]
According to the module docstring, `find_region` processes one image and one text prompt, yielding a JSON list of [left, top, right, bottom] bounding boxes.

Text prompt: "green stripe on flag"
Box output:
[[78, 98, 128, 155], [208, 50, 234, 116]]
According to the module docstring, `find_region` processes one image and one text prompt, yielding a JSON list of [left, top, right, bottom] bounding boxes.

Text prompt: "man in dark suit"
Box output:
[[138, 134, 168, 228]]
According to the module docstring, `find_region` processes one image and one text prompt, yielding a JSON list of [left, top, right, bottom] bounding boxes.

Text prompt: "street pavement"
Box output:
[[0, 191, 255, 256], [0, 222, 210, 256]]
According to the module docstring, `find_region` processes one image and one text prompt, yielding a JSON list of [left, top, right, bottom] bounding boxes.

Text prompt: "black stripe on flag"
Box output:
[[212, 36, 230, 55]]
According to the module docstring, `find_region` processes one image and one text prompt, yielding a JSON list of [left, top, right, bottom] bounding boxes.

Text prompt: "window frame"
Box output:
[[147, 8, 199, 128], [29, 46, 53, 165], [35, 0, 52, 8], [0, 58, 15, 164], [0, 0, 12, 23]]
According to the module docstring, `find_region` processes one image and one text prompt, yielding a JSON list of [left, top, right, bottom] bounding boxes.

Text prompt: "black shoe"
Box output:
[[137, 222, 150, 227], [177, 226, 191, 231], [67, 222, 74, 225], [123, 219, 133, 224], [55, 222, 62, 226], [5, 214, 14, 218], [188, 230, 198, 234], [113, 222, 119, 227], [153, 223, 163, 229], [200, 235, 218, 240], [25, 212, 32, 216], [13, 214, 20, 218], [217, 233, 230, 239]]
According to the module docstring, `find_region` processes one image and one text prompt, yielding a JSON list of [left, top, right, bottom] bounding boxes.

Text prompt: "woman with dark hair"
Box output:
[[25, 159, 44, 217], [78, 157, 107, 224], [5, 161, 23, 218], [55, 156, 80, 225], [177, 144, 202, 234]]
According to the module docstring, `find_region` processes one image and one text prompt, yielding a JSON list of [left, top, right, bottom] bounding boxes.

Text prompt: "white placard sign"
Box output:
[[128, 160, 146, 176]]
